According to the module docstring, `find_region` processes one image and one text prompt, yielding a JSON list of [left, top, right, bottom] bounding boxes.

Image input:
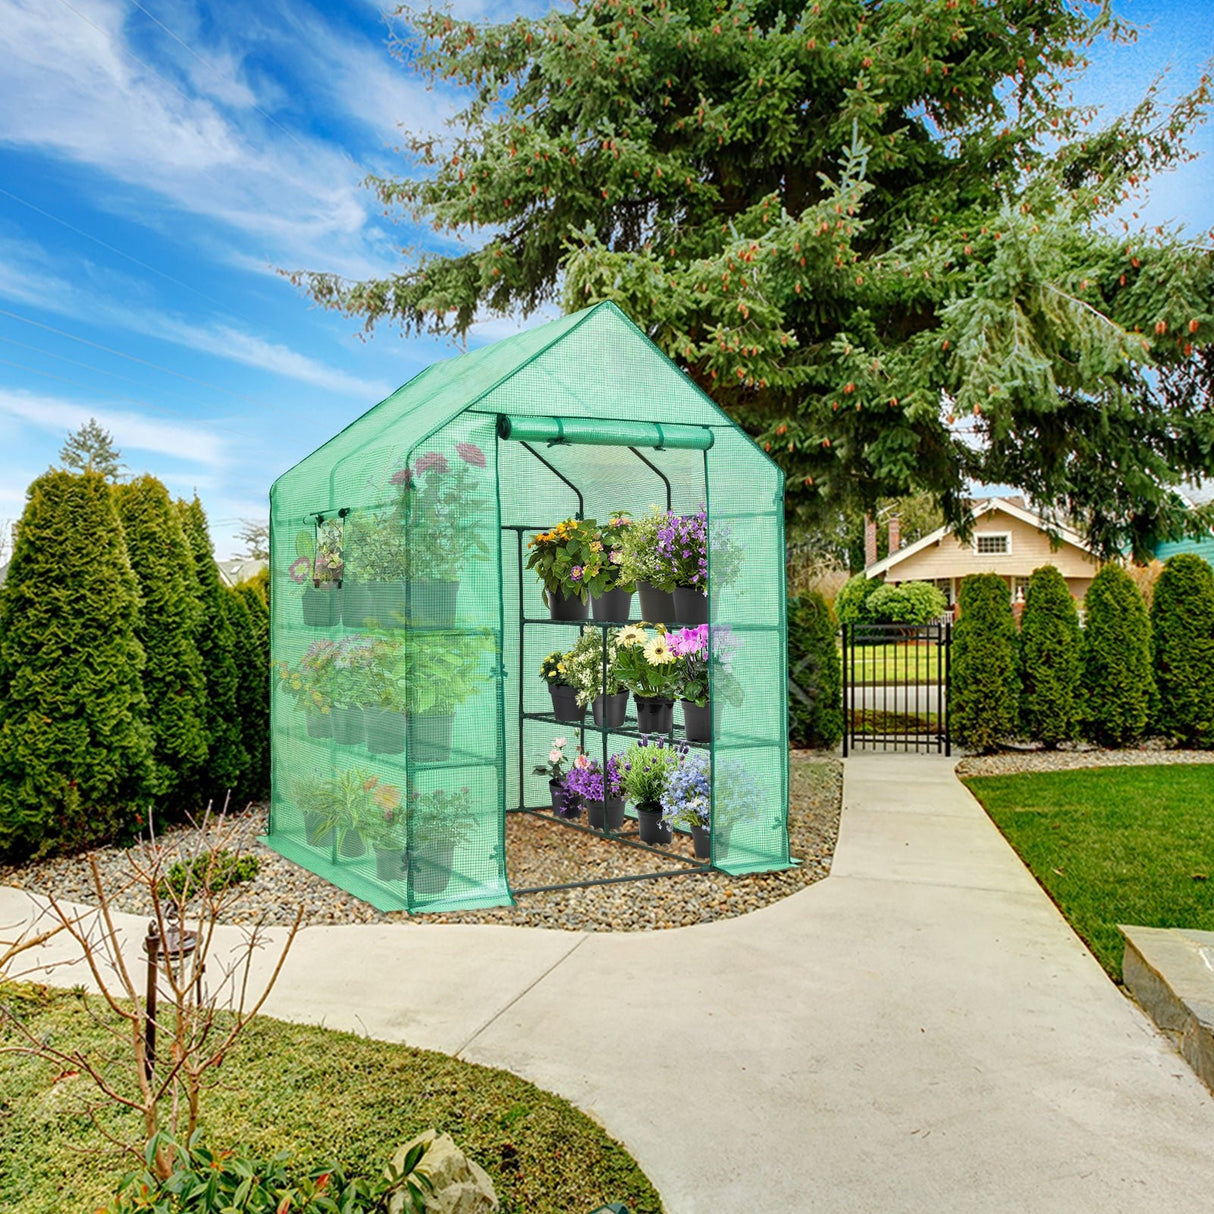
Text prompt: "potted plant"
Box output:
[[540, 649, 583, 723], [295, 520, 343, 627], [655, 508, 709, 623], [394, 444, 490, 626], [667, 624, 744, 741], [618, 736, 687, 844], [533, 736, 575, 816], [324, 636, 385, 747], [619, 507, 677, 621], [406, 785, 477, 896], [291, 774, 335, 848], [342, 509, 409, 630], [613, 624, 679, 733], [661, 751, 713, 858], [403, 631, 490, 763], [275, 655, 333, 738], [588, 513, 636, 621], [525, 518, 590, 619], [563, 627, 628, 727], [356, 777, 407, 880], [565, 755, 626, 831]]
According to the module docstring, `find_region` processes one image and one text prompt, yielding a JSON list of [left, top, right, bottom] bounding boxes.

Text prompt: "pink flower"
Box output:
[[456, 442, 486, 467], [389, 467, 412, 486], [415, 452, 450, 476], [548, 749, 562, 764], [288, 556, 311, 584], [573, 753, 590, 769]]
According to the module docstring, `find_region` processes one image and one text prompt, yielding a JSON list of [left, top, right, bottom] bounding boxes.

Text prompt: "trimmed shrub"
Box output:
[[177, 497, 248, 802], [951, 573, 1019, 753], [788, 591, 842, 748], [1082, 564, 1153, 746], [226, 585, 270, 799], [1018, 565, 1082, 748], [0, 471, 153, 857], [114, 476, 209, 807], [866, 581, 947, 626], [1150, 553, 1214, 747], [834, 573, 880, 624]]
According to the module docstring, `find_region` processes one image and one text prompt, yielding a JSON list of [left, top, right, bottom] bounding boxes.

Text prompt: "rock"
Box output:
[[387, 1130, 498, 1214]]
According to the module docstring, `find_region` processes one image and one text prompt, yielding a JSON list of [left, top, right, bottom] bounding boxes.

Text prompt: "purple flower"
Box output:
[[570, 565, 584, 581]]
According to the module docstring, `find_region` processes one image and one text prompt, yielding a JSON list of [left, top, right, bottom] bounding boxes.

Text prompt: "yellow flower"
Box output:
[[617, 625, 647, 648], [644, 635, 675, 665]]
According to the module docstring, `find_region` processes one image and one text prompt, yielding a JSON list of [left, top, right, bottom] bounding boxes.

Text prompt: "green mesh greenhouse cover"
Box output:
[[267, 302, 790, 912]]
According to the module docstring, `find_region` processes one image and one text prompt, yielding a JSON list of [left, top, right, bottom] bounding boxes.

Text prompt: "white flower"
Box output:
[[644, 635, 675, 665], [553, 737, 567, 748]]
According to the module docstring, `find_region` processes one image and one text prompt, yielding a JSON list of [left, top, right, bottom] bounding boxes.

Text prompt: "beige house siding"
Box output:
[[875, 509, 1099, 602]]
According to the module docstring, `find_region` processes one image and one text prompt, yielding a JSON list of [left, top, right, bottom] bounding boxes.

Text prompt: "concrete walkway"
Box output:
[[6, 754, 1214, 1212]]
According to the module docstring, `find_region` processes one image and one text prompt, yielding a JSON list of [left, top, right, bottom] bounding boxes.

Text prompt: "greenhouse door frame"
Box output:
[[501, 437, 713, 897]]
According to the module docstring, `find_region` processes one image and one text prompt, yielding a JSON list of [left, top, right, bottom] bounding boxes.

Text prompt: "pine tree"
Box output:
[[1082, 564, 1153, 747], [227, 584, 270, 799], [291, 0, 1214, 559], [951, 574, 1019, 753], [177, 496, 248, 802], [58, 418, 126, 482], [114, 475, 209, 809], [788, 591, 842, 749], [1150, 554, 1214, 747], [1018, 565, 1082, 748], [0, 471, 152, 857]]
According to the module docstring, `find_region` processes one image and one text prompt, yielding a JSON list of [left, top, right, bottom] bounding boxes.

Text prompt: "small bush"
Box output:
[[1151, 553, 1214, 746], [1018, 565, 1081, 748], [788, 591, 842, 748], [951, 574, 1019, 753], [866, 581, 947, 626], [1082, 564, 1153, 746], [834, 573, 880, 624], [160, 849, 260, 899]]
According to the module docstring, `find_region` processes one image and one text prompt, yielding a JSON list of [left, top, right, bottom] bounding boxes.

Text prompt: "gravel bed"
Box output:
[[0, 754, 841, 933], [956, 741, 1214, 778]]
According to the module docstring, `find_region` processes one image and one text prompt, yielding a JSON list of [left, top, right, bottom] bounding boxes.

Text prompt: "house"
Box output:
[[864, 496, 1102, 608], [216, 557, 267, 587]]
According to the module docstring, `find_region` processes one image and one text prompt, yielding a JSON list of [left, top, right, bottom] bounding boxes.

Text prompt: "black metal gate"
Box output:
[[841, 622, 950, 755]]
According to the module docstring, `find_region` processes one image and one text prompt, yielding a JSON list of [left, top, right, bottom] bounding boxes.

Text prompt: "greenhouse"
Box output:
[[266, 301, 791, 912]]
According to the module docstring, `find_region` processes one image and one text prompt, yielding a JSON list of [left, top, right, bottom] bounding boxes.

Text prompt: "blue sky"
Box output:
[[0, 0, 1210, 557]]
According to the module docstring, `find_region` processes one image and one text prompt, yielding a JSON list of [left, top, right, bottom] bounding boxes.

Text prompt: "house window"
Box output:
[[975, 533, 1011, 555], [1012, 576, 1029, 602]]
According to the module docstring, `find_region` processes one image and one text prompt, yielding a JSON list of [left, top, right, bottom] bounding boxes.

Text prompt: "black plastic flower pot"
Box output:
[[634, 694, 674, 734], [408, 712, 454, 764], [672, 586, 711, 624], [549, 778, 580, 818], [302, 811, 334, 849], [305, 710, 332, 740], [409, 579, 459, 627], [547, 587, 587, 620], [364, 581, 406, 630], [408, 842, 456, 898], [680, 699, 713, 742], [341, 581, 371, 629], [339, 829, 366, 859], [302, 584, 339, 627], [604, 796, 627, 830], [691, 825, 711, 859], [584, 799, 606, 829], [637, 580, 676, 623], [374, 846, 405, 882], [636, 802, 671, 844], [364, 705, 406, 755], [331, 704, 364, 747], [548, 683, 585, 724], [591, 586, 633, 622], [592, 691, 629, 729]]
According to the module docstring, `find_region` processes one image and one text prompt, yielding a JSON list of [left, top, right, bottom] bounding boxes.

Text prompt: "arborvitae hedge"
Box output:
[[228, 584, 270, 799], [1082, 564, 1153, 746], [951, 573, 1019, 753], [788, 591, 842, 749], [178, 496, 248, 803], [114, 476, 209, 808], [1018, 564, 1082, 748], [0, 471, 152, 857], [1150, 553, 1214, 747]]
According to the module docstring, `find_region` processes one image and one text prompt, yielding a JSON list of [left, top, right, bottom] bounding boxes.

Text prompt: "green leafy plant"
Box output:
[[407, 785, 478, 848], [525, 517, 629, 603], [345, 509, 409, 582], [834, 574, 881, 626], [612, 625, 681, 699], [865, 581, 948, 626], [951, 574, 1020, 753], [403, 632, 490, 715], [1082, 564, 1153, 747], [788, 592, 843, 749], [393, 444, 491, 582], [1018, 565, 1082, 748], [1150, 553, 1214, 747], [160, 850, 260, 900], [618, 736, 687, 805], [562, 626, 625, 707]]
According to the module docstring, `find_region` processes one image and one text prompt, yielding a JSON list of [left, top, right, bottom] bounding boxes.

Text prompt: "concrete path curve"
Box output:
[[6, 753, 1214, 1212]]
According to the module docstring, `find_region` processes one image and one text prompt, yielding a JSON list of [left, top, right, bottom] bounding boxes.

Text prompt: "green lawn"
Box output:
[[838, 642, 941, 685], [0, 986, 660, 1214], [964, 765, 1214, 979]]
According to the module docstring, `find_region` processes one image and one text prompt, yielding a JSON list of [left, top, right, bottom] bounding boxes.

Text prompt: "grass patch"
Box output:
[[851, 709, 940, 735], [964, 765, 1214, 979], [0, 987, 661, 1214], [838, 642, 940, 685]]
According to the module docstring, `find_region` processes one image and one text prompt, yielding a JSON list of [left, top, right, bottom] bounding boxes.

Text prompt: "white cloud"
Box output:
[[0, 387, 225, 466]]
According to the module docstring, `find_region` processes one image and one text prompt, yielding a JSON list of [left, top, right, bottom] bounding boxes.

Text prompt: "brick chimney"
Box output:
[[888, 515, 901, 556], [864, 515, 878, 568]]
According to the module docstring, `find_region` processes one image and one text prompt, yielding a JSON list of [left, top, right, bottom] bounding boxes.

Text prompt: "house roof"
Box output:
[[864, 497, 1094, 579]]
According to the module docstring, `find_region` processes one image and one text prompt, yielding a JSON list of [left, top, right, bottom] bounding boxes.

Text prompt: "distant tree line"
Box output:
[[0, 421, 268, 860]]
